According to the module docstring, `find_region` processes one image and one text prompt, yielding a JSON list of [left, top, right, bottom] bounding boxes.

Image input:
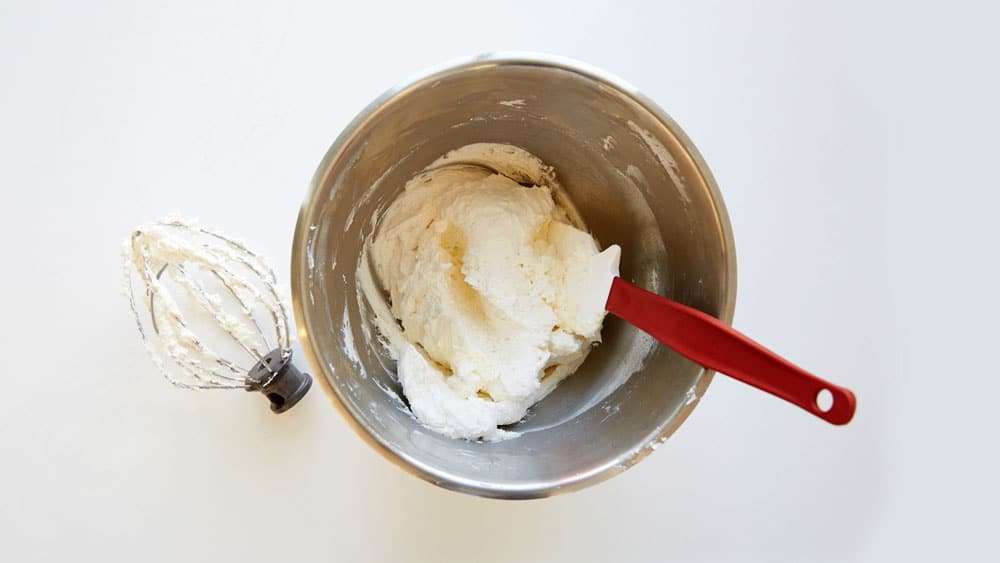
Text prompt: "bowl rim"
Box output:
[[291, 51, 738, 499]]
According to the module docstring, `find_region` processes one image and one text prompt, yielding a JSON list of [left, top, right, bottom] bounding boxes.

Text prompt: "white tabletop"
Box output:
[[3, 1, 996, 561]]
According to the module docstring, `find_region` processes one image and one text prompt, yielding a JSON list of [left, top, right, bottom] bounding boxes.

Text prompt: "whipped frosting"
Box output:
[[362, 144, 621, 440]]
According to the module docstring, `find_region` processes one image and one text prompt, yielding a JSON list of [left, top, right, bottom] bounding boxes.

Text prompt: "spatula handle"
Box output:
[[605, 277, 855, 425]]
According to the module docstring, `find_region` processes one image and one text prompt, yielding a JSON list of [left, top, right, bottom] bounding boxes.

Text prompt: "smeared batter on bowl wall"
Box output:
[[360, 143, 621, 441]]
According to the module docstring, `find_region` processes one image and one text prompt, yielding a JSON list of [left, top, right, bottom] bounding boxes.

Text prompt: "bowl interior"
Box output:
[[293, 57, 735, 498]]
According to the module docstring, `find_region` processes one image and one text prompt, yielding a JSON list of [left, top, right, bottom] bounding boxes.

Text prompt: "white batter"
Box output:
[[363, 144, 620, 441]]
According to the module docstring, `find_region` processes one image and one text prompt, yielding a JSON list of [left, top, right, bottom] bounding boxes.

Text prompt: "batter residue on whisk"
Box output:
[[360, 143, 621, 441]]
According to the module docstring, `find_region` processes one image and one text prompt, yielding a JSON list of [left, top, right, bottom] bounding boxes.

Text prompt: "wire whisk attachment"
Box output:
[[122, 215, 311, 412]]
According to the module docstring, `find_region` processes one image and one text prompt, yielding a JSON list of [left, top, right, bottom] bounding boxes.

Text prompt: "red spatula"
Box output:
[[605, 276, 856, 425]]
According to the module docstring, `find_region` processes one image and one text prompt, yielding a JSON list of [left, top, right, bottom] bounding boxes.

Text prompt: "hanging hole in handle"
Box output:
[[816, 389, 834, 412]]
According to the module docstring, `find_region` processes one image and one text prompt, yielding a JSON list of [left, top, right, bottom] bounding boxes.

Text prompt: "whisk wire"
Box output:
[[173, 263, 269, 365], [209, 268, 272, 353], [141, 257, 248, 385], [196, 228, 290, 354]]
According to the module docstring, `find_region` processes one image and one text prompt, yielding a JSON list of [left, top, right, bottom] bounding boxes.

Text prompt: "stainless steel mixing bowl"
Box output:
[[291, 53, 736, 499]]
